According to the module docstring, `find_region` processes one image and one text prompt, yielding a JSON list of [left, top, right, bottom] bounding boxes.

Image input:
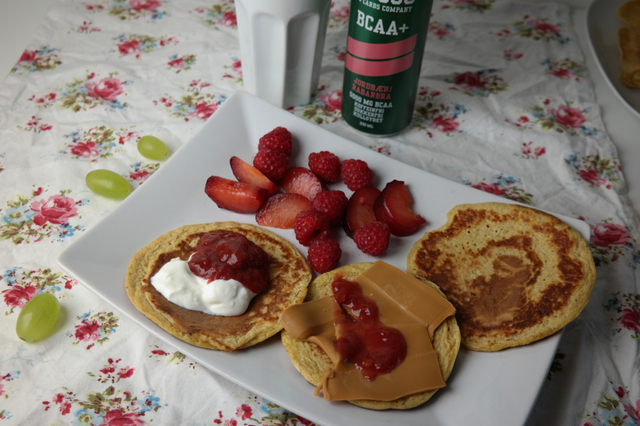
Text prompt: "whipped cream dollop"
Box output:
[[150, 257, 258, 316]]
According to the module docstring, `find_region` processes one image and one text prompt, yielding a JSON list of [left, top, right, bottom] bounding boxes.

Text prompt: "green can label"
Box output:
[[341, 0, 434, 135]]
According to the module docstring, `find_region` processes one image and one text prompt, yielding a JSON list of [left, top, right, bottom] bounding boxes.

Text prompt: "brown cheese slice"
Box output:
[[282, 261, 456, 402]]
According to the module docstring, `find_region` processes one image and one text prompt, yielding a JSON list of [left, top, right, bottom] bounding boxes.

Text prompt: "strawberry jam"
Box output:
[[188, 231, 270, 294], [332, 277, 407, 382]]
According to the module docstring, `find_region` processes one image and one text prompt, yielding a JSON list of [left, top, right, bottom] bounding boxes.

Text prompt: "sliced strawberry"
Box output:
[[344, 187, 381, 238], [255, 193, 313, 229], [280, 167, 324, 202], [230, 156, 278, 196], [205, 176, 269, 214], [373, 180, 426, 236]]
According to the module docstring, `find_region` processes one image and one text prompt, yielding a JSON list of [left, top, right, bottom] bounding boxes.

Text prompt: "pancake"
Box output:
[[618, 26, 640, 89], [619, 0, 640, 32], [126, 222, 312, 351], [281, 262, 461, 410], [407, 202, 596, 352]]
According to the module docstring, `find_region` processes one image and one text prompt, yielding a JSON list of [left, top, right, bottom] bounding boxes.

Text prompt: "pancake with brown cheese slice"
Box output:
[[407, 202, 596, 352], [126, 222, 312, 351], [281, 262, 461, 410]]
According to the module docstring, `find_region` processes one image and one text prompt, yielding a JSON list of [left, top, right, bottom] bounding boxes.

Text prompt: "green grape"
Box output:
[[137, 135, 168, 160], [16, 293, 61, 343], [86, 169, 131, 199]]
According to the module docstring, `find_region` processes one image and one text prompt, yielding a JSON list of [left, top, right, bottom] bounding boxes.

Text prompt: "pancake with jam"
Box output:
[[280, 261, 461, 410], [126, 222, 312, 351], [407, 202, 596, 352]]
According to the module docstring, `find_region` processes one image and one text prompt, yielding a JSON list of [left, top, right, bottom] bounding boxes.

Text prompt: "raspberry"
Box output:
[[313, 190, 348, 225], [258, 126, 292, 156], [307, 237, 341, 273], [341, 159, 374, 191], [308, 151, 341, 183], [253, 149, 289, 182], [294, 210, 329, 247], [353, 221, 390, 256]]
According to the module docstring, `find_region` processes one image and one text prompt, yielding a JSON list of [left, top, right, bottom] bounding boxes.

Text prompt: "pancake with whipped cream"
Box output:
[[126, 222, 312, 351], [407, 202, 596, 352], [280, 262, 460, 410]]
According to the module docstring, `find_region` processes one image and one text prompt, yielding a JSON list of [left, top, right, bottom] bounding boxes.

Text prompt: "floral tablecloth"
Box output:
[[1, 0, 639, 425]]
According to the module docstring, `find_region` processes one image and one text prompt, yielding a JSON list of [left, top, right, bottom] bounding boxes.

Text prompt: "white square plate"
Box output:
[[58, 91, 588, 426]]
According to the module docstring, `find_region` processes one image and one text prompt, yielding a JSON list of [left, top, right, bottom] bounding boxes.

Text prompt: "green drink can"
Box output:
[[341, 0, 434, 136]]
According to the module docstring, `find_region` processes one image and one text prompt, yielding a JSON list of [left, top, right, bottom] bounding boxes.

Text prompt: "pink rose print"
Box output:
[[591, 223, 630, 247], [85, 77, 124, 102], [70, 141, 100, 159], [551, 68, 570, 79], [333, 6, 349, 19], [168, 57, 184, 69], [318, 89, 342, 112], [19, 50, 37, 62], [118, 40, 141, 55], [74, 319, 101, 341], [231, 59, 242, 76], [130, 169, 150, 181], [219, 11, 237, 27], [192, 102, 218, 120], [472, 182, 505, 196], [236, 404, 252, 420], [2, 285, 38, 309], [578, 169, 607, 187], [532, 19, 560, 34], [551, 104, 586, 128], [430, 116, 459, 133], [619, 308, 640, 334], [453, 71, 485, 90], [30, 195, 79, 226], [117, 366, 135, 379], [129, 0, 161, 11], [624, 400, 640, 421], [53, 393, 72, 415], [103, 410, 145, 426]]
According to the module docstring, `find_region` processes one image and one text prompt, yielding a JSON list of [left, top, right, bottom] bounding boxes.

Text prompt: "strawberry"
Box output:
[[255, 193, 313, 229], [204, 176, 269, 214], [230, 156, 278, 196], [280, 167, 324, 202]]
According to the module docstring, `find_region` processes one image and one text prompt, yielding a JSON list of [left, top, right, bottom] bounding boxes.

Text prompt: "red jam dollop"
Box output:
[[332, 278, 407, 382], [187, 231, 270, 294]]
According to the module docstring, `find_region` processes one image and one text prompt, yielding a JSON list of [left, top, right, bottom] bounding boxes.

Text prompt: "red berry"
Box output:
[[253, 149, 289, 182], [341, 159, 374, 191], [294, 210, 329, 246], [353, 221, 390, 256], [312, 190, 348, 225], [307, 237, 341, 273], [255, 193, 313, 229], [309, 151, 341, 183], [258, 126, 292, 156]]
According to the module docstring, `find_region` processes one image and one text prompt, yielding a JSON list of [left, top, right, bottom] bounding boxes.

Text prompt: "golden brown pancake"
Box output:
[[619, 0, 640, 32], [618, 26, 640, 88], [407, 202, 596, 352], [281, 262, 461, 410], [126, 222, 312, 351]]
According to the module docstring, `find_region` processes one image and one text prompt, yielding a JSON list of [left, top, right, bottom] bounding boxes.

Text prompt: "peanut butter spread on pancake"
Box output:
[[126, 222, 312, 351], [407, 202, 596, 352]]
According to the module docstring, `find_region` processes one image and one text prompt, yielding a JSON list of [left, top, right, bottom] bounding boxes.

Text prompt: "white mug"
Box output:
[[235, 0, 331, 109]]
